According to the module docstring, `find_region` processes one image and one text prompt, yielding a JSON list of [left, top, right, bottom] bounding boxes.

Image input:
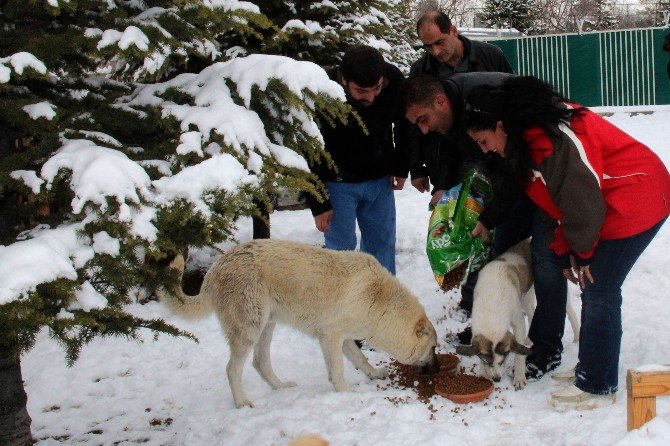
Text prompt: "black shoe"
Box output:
[[525, 354, 561, 381], [456, 326, 472, 345]]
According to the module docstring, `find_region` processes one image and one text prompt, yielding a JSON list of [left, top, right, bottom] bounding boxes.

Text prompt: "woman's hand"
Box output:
[[562, 255, 594, 289]]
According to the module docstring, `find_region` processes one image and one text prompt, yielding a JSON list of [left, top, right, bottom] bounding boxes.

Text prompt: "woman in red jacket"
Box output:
[[462, 76, 670, 410]]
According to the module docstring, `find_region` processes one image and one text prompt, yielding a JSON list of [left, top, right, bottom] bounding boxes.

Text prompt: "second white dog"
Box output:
[[456, 239, 580, 389]]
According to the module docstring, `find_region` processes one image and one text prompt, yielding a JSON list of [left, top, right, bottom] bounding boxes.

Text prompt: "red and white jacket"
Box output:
[[522, 105, 670, 263]]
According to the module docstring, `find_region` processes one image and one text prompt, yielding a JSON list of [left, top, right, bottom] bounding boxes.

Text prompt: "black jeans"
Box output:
[[459, 196, 536, 314], [459, 196, 568, 367]]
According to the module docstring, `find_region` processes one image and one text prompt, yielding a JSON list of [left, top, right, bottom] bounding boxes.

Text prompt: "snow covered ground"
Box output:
[[23, 107, 670, 445]]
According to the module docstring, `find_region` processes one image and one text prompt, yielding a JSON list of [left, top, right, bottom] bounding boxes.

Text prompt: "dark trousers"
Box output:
[[460, 196, 568, 366], [527, 213, 569, 361], [459, 195, 537, 313], [575, 218, 666, 394]]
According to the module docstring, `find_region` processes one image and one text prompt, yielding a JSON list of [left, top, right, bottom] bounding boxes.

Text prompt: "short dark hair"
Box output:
[[339, 45, 385, 88], [416, 10, 452, 36], [399, 74, 446, 113]]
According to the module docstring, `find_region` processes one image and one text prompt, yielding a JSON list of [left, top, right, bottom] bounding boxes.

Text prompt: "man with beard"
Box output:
[[307, 45, 410, 275]]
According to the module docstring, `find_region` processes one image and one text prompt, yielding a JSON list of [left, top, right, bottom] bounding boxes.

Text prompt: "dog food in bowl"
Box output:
[[434, 373, 493, 403], [385, 353, 460, 402], [437, 353, 460, 372]]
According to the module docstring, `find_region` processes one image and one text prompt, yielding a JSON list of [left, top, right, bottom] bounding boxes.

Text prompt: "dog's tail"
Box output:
[[158, 254, 213, 320]]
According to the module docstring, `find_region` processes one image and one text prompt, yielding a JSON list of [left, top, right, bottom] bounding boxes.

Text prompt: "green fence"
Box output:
[[487, 28, 670, 107]]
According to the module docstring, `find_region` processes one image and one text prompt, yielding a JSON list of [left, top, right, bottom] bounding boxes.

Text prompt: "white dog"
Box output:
[[160, 239, 439, 408], [456, 239, 580, 389]]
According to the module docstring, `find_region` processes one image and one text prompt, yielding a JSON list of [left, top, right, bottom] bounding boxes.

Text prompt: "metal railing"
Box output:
[[487, 27, 670, 106]]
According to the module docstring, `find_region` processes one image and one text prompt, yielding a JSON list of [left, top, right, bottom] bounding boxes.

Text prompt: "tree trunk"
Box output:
[[0, 344, 32, 446], [252, 198, 271, 240]]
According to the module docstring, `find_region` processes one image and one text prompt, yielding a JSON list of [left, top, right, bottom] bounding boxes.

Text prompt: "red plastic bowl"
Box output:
[[435, 376, 494, 404]]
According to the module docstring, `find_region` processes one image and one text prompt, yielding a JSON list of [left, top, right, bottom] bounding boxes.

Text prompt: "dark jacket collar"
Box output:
[[424, 34, 475, 73]]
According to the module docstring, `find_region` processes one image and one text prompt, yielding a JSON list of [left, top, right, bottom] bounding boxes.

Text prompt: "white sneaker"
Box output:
[[550, 384, 616, 411], [551, 367, 576, 383]]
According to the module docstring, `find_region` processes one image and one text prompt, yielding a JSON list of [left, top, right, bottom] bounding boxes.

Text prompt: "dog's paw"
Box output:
[[514, 377, 527, 390], [235, 398, 255, 409], [368, 367, 388, 380]]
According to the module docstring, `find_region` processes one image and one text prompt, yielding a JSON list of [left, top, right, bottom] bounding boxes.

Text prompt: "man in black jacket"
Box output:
[[409, 10, 513, 196], [402, 72, 521, 236], [307, 45, 410, 275], [401, 73, 571, 382], [407, 12, 526, 347]]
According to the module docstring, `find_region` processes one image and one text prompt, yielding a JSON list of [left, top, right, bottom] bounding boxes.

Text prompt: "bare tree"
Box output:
[[535, 0, 665, 34], [411, 0, 481, 27]]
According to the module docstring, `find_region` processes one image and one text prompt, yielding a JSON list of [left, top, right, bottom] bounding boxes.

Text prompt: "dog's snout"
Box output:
[[416, 350, 440, 375], [492, 376, 501, 382]]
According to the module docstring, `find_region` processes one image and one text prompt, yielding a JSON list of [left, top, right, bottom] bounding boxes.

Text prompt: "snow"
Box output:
[[2, 55, 342, 305], [202, 0, 260, 14], [634, 365, 670, 372], [92, 231, 120, 256], [78, 130, 123, 147], [41, 138, 152, 219], [71, 281, 109, 312], [0, 52, 47, 83], [10, 170, 44, 194], [176, 131, 204, 157], [310, 1, 338, 10], [123, 54, 341, 161], [129, 205, 158, 242], [22, 101, 56, 120], [0, 224, 86, 305], [97, 26, 150, 52], [366, 35, 393, 52], [282, 20, 326, 35], [152, 153, 258, 216], [21, 107, 670, 444]]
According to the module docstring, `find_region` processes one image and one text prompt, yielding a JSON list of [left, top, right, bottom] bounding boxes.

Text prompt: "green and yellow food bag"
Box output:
[[426, 169, 493, 291]]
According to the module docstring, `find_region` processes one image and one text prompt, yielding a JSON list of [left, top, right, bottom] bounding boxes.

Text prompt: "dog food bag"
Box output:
[[426, 169, 493, 291]]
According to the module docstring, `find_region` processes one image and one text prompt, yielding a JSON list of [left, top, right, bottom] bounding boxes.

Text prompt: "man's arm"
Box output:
[[388, 63, 411, 185], [477, 162, 523, 230]]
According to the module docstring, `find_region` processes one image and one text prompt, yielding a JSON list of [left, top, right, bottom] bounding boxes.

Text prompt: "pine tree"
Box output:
[[482, 0, 540, 35], [257, 0, 418, 72], [0, 1, 351, 443]]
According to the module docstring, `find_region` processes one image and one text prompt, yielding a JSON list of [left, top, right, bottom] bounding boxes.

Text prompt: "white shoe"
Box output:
[[551, 367, 576, 383], [550, 384, 616, 411]]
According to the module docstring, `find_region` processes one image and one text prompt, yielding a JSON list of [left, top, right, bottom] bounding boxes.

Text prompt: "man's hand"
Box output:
[[470, 221, 490, 242], [411, 177, 430, 193], [390, 176, 406, 190], [314, 210, 333, 233], [429, 189, 445, 206]]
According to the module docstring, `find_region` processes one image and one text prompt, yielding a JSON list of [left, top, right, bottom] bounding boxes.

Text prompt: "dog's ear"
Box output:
[[455, 344, 478, 356], [414, 318, 434, 339], [495, 332, 515, 355], [511, 339, 533, 356]]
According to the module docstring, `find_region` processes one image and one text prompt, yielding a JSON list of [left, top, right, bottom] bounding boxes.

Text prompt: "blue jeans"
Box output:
[[324, 177, 396, 274], [575, 217, 667, 395]]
